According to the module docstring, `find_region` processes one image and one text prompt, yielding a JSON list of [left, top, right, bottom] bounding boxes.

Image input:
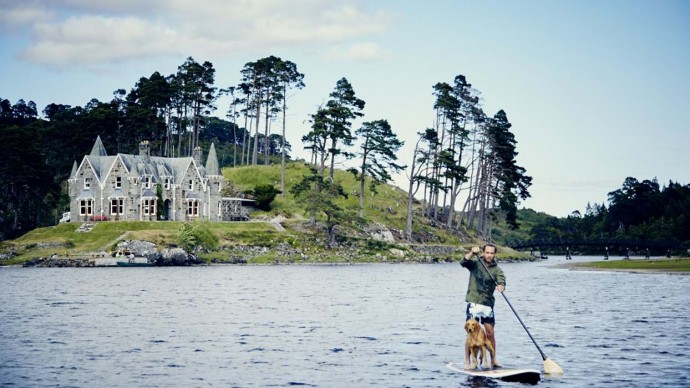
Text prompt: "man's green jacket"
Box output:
[[460, 256, 506, 307]]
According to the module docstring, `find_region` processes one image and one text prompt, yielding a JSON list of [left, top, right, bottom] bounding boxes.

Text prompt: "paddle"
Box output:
[[474, 253, 564, 375]]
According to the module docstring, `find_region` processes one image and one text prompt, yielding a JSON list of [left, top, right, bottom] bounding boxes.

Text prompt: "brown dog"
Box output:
[[464, 319, 496, 369]]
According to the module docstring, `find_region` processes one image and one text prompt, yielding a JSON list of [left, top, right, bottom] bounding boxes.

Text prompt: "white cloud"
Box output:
[[0, 3, 55, 30], [7, 0, 395, 69], [346, 42, 386, 61], [322, 42, 387, 62], [20, 15, 183, 66]]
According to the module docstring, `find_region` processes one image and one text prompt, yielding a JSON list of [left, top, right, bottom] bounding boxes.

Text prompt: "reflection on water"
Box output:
[[1, 256, 688, 387]]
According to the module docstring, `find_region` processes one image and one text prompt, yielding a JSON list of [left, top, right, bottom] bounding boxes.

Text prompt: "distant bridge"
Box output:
[[509, 239, 687, 255]]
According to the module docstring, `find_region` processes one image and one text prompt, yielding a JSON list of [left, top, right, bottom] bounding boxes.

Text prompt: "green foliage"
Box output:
[[177, 222, 219, 252], [303, 78, 365, 179], [251, 184, 281, 210], [291, 166, 359, 247], [177, 224, 196, 252], [156, 183, 164, 220], [492, 178, 690, 254], [0, 124, 58, 240], [487, 110, 532, 229]]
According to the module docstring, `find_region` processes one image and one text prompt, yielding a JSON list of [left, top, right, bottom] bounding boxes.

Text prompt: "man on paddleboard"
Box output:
[[461, 244, 505, 369]]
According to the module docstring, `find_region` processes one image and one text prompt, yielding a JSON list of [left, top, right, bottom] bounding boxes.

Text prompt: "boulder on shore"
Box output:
[[156, 247, 202, 266]]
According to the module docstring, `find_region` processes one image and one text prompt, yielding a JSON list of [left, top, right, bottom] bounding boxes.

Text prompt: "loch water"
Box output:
[[1, 255, 689, 387]]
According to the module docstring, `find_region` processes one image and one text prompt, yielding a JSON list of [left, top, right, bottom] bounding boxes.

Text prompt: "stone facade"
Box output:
[[67, 136, 245, 222]]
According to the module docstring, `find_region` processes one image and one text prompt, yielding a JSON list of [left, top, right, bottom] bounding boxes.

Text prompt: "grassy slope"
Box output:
[[224, 162, 464, 242], [490, 208, 553, 247]]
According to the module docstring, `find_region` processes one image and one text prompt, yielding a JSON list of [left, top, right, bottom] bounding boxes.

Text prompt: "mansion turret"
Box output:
[[67, 136, 248, 222]]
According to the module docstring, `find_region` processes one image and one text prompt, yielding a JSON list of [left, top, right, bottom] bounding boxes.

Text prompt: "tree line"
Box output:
[[507, 177, 690, 252], [0, 57, 531, 245]]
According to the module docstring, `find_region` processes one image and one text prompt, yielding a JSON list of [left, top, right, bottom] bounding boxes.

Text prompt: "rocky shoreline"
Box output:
[[6, 239, 539, 268], [20, 240, 202, 267]]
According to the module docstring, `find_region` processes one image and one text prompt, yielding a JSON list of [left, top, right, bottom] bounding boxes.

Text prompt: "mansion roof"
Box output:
[[70, 136, 221, 186]]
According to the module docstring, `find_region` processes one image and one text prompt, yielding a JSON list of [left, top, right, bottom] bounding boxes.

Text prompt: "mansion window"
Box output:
[[116, 176, 122, 188], [164, 178, 171, 190], [80, 200, 93, 216], [188, 179, 194, 191], [84, 178, 91, 189], [110, 199, 124, 215], [142, 199, 156, 216], [187, 200, 199, 217], [144, 176, 152, 189]]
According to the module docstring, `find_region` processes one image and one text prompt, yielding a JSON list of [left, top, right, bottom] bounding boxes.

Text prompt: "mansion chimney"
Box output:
[[139, 141, 151, 161], [193, 146, 203, 166]]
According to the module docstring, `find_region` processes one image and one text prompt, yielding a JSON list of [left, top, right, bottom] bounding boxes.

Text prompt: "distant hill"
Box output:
[[490, 208, 556, 247]]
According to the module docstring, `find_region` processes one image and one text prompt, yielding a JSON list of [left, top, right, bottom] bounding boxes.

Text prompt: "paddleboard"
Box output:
[[446, 362, 541, 384]]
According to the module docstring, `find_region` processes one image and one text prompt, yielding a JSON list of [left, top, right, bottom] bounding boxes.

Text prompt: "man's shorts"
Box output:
[[466, 302, 495, 325]]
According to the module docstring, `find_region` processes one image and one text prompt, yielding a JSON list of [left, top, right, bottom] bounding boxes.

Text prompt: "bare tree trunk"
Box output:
[[406, 175, 415, 242], [447, 182, 458, 229], [318, 138, 328, 177], [253, 90, 261, 165], [458, 125, 478, 227], [439, 115, 449, 213], [405, 139, 422, 242], [468, 160, 486, 230], [233, 124, 237, 167], [465, 135, 485, 229], [422, 177, 428, 220], [280, 92, 287, 196], [242, 114, 250, 165], [177, 106, 184, 157], [328, 138, 337, 180], [359, 176, 366, 219], [264, 89, 271, 165]]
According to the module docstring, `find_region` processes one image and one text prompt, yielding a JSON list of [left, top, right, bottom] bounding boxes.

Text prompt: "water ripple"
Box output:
[[1, 260, 689, 387]]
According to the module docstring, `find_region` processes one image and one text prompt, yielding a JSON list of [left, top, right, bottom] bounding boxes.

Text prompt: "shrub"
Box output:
[[251, 184, 281, 211], [177, 223, 219, 252]]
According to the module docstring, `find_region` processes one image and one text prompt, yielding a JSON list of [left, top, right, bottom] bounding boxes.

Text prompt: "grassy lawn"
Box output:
[[572, 258, 690, 272], [1, 220, 285, 265]]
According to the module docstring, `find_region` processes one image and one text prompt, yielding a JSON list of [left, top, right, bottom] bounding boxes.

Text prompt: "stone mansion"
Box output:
[[67, 136, 252, 222]]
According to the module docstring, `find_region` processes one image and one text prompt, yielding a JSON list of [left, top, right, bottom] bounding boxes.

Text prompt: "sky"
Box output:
[[1, 0, 688, 218]]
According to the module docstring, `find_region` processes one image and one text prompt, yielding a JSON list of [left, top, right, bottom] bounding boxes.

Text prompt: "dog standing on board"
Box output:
[[464, 318, 497, 369], [460, 245, 505, 369]]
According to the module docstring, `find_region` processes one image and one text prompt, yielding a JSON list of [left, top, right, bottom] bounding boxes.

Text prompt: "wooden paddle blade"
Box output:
[[543, 358, 564, 375]]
